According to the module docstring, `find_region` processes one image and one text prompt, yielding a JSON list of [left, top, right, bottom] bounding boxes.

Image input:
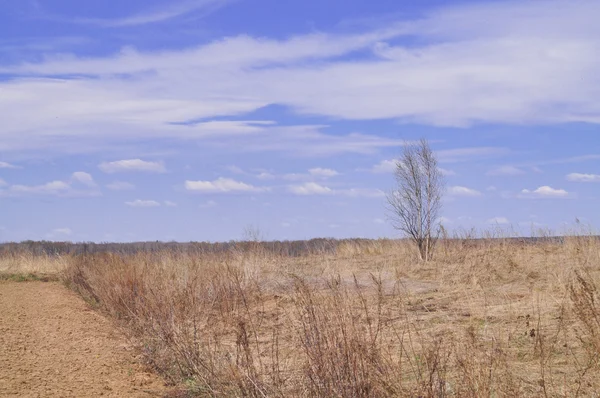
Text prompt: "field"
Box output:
[[2, 234, 600, 397]]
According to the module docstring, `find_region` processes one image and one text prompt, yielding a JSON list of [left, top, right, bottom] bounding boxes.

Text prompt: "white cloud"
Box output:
[[0, 162, 19, 169], [256, 172, 275, 180], [125, 199, 161, 207], [487, 165, 525, 176], [438, 168, 456, 176], [438, 216, 452, 224], [164, 200, 177, 207], [185, 177, 266, 193], [226, 165, 245, 174], [106, 181, 136, 190], [487, 185, 498, 191], [4, 1, 600, 156], [371, 159, 397, 173], [199, 200, 217, 208], [281, 167, 340, 181], [5, 172, 100, 197], [0, 178, 7, 187], [288, 182, 333, 195], [447, 186, 482, 197], [487, 217, 510, 225], [288, 182, 383, 197], [520, 186, 570, 198], [282, 173, 310, 181], [566, 173, 600, 182], [10, 180, 71, 195], [308, 168, 339, 178], [373, 218, 385, 224], [71, 171, 96, 187], [99, 159, 166, 174], [341, 188, 385, 198]]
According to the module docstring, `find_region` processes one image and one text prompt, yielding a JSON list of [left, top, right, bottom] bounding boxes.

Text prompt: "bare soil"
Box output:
[[0, 281, 167, 397]]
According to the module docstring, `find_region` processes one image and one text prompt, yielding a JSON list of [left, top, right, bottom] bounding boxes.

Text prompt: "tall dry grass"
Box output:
[[6, 233, 600, 397], [0, 250, 67, 276]]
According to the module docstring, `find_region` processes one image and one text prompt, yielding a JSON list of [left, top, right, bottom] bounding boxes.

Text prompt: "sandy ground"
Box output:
[[0, 281, 168, 398]]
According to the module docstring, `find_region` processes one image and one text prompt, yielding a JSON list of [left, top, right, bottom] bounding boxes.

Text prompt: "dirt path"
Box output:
[[0, 281, 168, 397]]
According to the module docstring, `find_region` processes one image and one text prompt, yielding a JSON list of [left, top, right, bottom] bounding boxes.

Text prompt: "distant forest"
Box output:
[[0, 238, 383, 257], [0, 235, 574, 257]]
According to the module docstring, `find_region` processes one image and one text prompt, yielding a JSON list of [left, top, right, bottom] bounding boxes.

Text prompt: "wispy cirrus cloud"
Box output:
[[228, 166, 341, 182], [48, 0, 233, 27], [566, 173, 600, 182], [0, 161, 19, 169], [308, 168, 339, 178], [10, 180, 71, 195], [487, 165, 525, 176], [370, 159, 397, 174], [341, 188, 385, 198], [288, 182, 333, 195], [217, 128, 406, 157], [519, 186, 570, 198], [447, 186, 482, 197], [125, 199, 161, 207], [99, 159, 166, 174], [4, 172, 100, 197], [199, 200, 218, 208], [256, 172, 275, 180], [3, 0, 600, 158], [71, 171, 97, 187], [282, 167, 340, 181], [438, 168, 456, 176], [185, 177, 267, 193], [288, 182, 383, 198]]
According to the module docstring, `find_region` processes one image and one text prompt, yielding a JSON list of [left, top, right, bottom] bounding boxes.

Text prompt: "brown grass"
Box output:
[[0, 251, 67, 275], [6, 235, 600, 397]]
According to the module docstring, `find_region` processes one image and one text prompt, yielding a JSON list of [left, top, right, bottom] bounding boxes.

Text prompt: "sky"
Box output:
[[0, 0, 599, 242]]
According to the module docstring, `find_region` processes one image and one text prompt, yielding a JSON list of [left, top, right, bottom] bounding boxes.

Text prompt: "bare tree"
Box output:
[[386, 139, 445, 261]]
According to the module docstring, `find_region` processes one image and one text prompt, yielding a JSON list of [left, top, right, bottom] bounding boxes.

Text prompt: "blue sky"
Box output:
[[0, 0, 599, 242]]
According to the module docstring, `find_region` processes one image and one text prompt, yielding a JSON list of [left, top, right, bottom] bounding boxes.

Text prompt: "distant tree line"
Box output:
[[0, 238, 390, 257], [0, 236, 573, 258]]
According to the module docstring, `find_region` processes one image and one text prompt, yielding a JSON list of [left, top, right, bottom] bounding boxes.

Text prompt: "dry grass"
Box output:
[[6, 235, 600, 397], [0, 250, 67, 279]]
